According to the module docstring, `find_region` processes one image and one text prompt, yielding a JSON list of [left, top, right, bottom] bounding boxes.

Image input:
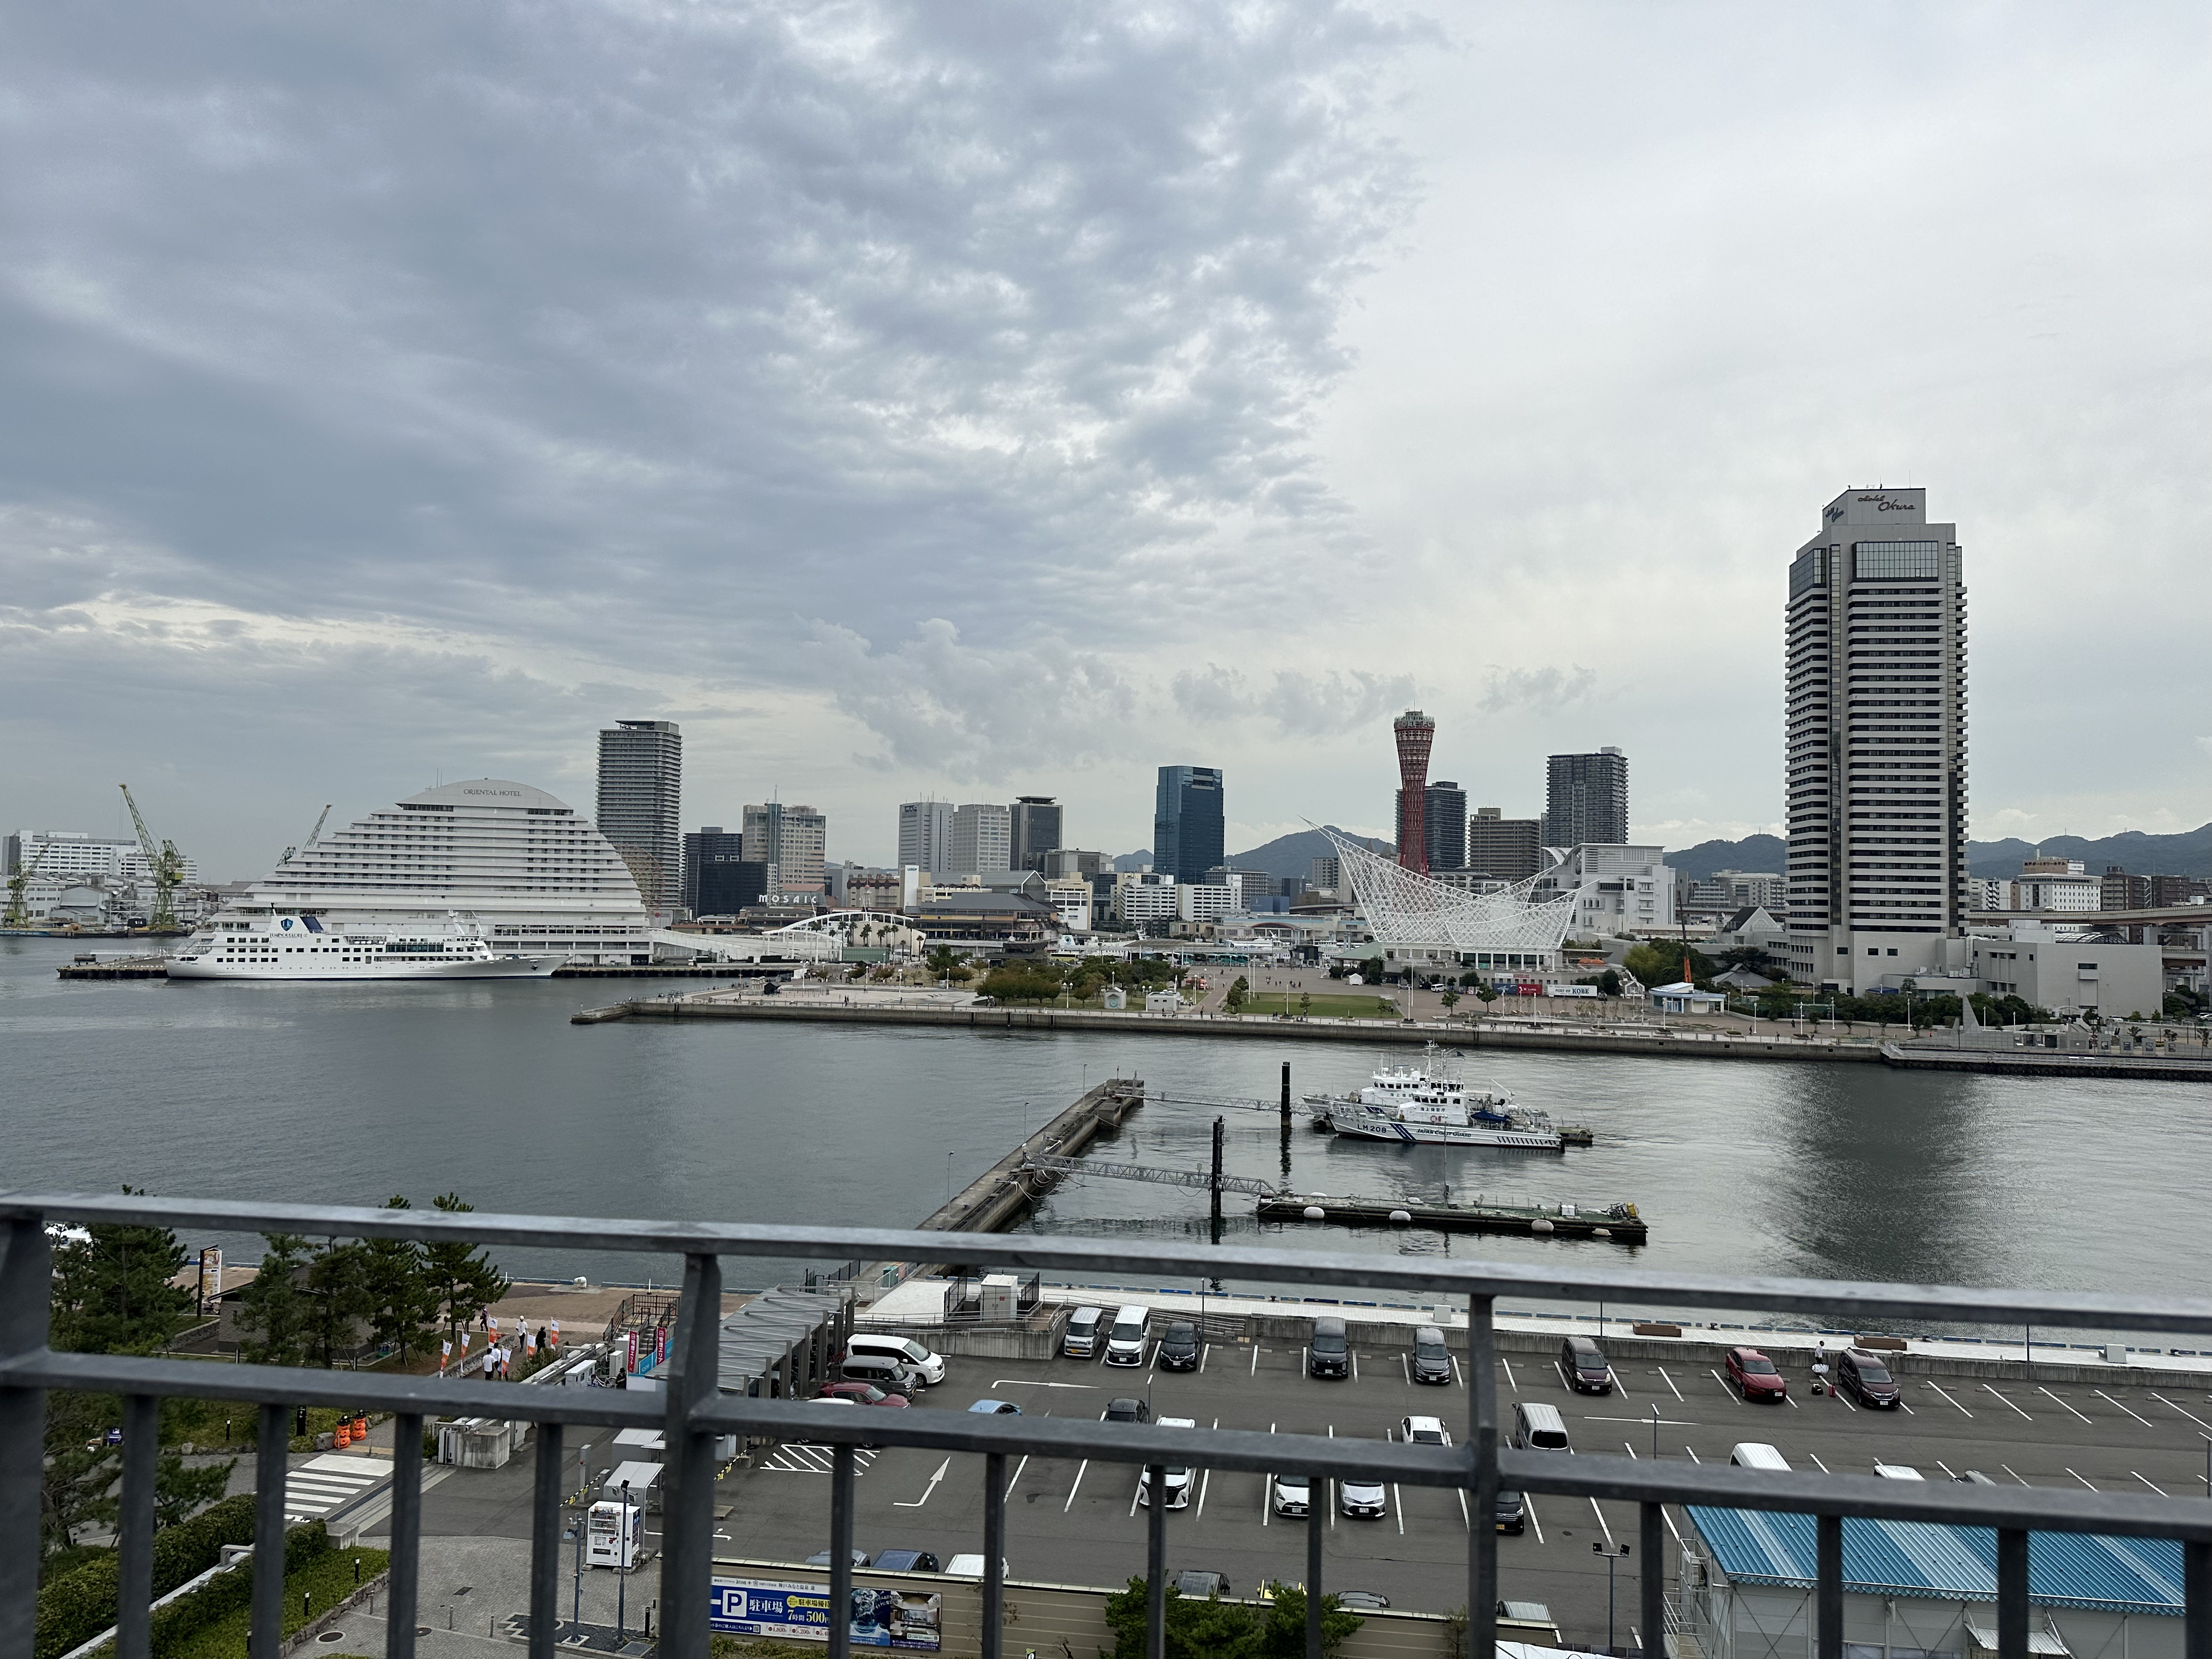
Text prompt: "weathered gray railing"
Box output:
[[5, 1194, 2212, 1659]]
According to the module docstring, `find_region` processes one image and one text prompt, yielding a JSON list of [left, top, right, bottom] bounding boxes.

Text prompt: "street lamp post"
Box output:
[[1593, 1540, 1631, 1654]]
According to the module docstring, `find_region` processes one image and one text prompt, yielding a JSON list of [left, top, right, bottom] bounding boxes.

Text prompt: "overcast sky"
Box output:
[[5, 1, 2207, 878]]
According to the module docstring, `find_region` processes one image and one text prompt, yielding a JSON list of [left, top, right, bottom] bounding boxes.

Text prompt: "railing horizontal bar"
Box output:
[[9, 1190, 2212, 1332], [2, 1353, 663, 1428], [1500, 1449, 2212, 1542]]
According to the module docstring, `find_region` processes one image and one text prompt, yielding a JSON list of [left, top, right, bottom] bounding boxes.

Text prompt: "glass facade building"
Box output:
[[596, 719, 682, 911], [1153, 765, 1224, 885]]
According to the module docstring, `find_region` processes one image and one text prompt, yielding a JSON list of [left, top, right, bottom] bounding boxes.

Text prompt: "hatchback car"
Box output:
[[1335, 1592, 1391, 1611], [1308, 1317, 1350, 1379], [1559, 1335, 1612, 1393], [874, 1549, 941, 1573], [1410, 1325, 1454, 1385], [1138, 1464, 1192, 1509], [1400, 1414, 1452, 1447], [1725, 1346, 1788, 1401], [1158, 1321, 1200, 1371], [967, 1398, 1022, 1415], [1270, 1474, 1311, 1517], [820, 1382, 910, 1409], [1837, 1348, 1900, 1408], [1103, 1397, 1150, 1423], [1495, 1488, 1527, 1534], [806, 1548, 872, 1567], [1173, 1571, 1231, 1598], [1339, 1475, 1387, 1520]]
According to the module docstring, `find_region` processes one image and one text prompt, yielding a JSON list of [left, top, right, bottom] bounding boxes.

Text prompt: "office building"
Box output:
[[896, 801, 955, 876], [1154, 766, 1224, 885], [1392, 710, 1436, 873], [2013, 860, 2098, 912], [1009, 797, 1063, 873], [2102, 867, 2151, 912], [1424, 781, 1467, 873], [595, 719, 682, 910], [1464, 809, 1541, 883], [742, 802, 827, 894], [1042, 849, 1111, 879], [1782, 488, 1968, 992], [695, 858, 770, 918], [1531, 844, 1675, 935], [680, 826, 744, 917], [1541, 748, 1628, 849], [946, 803, 1012, 875], [1684, 870, 1787, 915], [1204, 867, 1275, 910], [4, 831, 199, 888], [1308, 856, 1341, 891], [1177, 883, 1235, 923]]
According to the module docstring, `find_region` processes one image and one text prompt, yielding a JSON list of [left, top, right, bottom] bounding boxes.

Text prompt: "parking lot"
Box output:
[[681, 1334, 2212, 1647]]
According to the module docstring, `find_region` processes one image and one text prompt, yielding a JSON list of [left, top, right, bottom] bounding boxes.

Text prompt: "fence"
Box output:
[[7, 1194, 2212, 1659]]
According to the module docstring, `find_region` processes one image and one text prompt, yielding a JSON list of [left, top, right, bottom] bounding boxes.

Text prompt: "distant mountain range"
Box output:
[[1111, 826, 1393, 881], [1666, 823, 2212, 881]]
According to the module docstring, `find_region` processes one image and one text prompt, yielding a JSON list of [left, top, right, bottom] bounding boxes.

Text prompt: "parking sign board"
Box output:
[[710, 1577, 941, 1651]]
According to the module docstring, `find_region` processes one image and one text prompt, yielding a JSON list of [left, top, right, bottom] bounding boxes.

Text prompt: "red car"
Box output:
[[1725, 1346, 1788, 1402], [819, 1381, 910, 1409]]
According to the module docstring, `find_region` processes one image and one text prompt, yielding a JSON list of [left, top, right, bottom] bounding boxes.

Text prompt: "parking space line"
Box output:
[[1656, 1367, 1684, 1402], [1063, 1460, 1088, 1512], [1452, 1356, 1464, 1389], [1392, 1485, 1404, 1535], [1607, 1368, 1633, 1402], [2150, 1392, 2212, 1430], [1708, 1369, 1736, 1402], [2095, 1391, 2155, 1427], [1502, 1358, 1519, 1393], [1684, 1447, 1701, 1464], [1525, 1494, 1545, 1543], [991, 1379, 1097, 1390], [1328, 1425, 1336, 1528], [2040, 1388, 2094, 1424], [2065, 1468, 2098, 1491], [1200, 1345, 1210, 1373], [1924, 1382, 1974, 1417], [1128, 1477, 1142, 1519], [1003, 1455, 1028, 1499], [1352, 1352, 1360, 1381], [1252, 1347, 1262, 1378], [1982, 1385, 2034, 1420], [1457, 1488, 1469, 1531], [1831, 1388, 1857, 1413], [1807, 1454, 1829, 1472], [2132, 1471, 2169, 1496], [1196, 1468, 1212, 1519], [2001, 1465, 2030, 1485], [1936, 1460, 1957, 1479], [1590, 1498, 1615, 1548], [1402, 1354, 1412, 1386], [1894, 1400, 1914, 1415], [1261, 1425, 1275, 1526]]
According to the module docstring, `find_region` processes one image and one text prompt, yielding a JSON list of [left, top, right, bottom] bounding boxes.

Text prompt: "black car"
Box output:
[[1335, 1592, 1391, 1611], [1173, 1570, 1231, 1598], [874, 1549, 941, 1573], [1158, 1321, 1200, 1371], [1410, 1325, 1453, 1385], [1308, 1316, 1350, 1379], [1559, 1335, 1611, 1393], [1837, 1348, 1901, 1408], [1103, 1396, 1150, 1423], [1495, 1488, 1527, 1535]]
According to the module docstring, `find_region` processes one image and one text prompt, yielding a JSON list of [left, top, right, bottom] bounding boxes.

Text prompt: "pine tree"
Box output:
[[361, 1196, 433, 1368], [420, 1193, 509, 1351], [303, 1238, 370, 1371], [234, 1233, 313, 1367]]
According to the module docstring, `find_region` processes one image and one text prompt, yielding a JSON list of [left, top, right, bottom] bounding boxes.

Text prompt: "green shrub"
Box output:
[[42, 1517, 331, 1659], [159, 1539, 382, 1659], [36, 1494, 259, 1659]]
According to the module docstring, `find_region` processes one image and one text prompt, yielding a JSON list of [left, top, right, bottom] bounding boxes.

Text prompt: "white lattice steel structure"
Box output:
[[1325, 828, 1577, 955]]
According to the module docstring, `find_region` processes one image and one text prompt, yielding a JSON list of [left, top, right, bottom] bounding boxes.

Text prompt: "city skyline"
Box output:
[[4, 9, 2207, 876]]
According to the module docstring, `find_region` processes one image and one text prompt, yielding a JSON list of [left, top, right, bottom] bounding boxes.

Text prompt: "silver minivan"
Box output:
[[1063, 1306, 1107, 1358], [1510, 1401, 1570, 1451], [839, 1354, 916, 1396], [1104, 1305, 1151, 1367], [847, 1334, 946, 1387]]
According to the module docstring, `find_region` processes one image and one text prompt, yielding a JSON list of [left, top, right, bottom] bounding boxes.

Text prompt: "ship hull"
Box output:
[[1322, 1108, 1562, 1151], [168, 957, 558, 980]]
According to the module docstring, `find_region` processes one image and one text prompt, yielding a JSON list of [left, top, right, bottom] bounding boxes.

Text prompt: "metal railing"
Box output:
[[7, 1193, 2212, 1659]]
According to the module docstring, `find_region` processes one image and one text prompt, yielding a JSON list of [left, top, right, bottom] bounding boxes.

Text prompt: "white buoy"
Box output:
[[1303, 1205, 1325, 1221], [1532, 1218, 1555, 1234], [1594, 1226, 1612, 1239], [1389, 1209, 1412, 1224]]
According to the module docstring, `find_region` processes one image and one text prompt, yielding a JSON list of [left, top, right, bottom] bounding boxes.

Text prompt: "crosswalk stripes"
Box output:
[[283, 1454, 391, 1523], [758, 1444, 882, 1476]]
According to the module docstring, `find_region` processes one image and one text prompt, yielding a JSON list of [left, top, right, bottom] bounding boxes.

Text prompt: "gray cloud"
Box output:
[[1170, 664, 1417, 735], [1478, 665, 1598, 715]]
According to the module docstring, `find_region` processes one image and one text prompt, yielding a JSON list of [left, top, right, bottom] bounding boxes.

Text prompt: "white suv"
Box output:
[[1138, 1416, 1197, 1509], [1400, 1415, 1452, 1447]]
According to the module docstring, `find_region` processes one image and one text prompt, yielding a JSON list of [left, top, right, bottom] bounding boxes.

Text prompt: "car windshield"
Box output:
[[1739, 1355, 1778, 1374], [1312, 1332, 1347, 1354], [1168, 1325, 1195, 1341], [1857, 1362, 1892, 1383], [856, 1386, 884, 1402], [1415, 1341, 1448, 1361], [1276, 1476, 1307, 1493]]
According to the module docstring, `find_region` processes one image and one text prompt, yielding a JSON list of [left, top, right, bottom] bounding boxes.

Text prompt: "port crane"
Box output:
[[280, 804, 332, 865], [117, 784, 187, 932], [3, 838, 56, 928]]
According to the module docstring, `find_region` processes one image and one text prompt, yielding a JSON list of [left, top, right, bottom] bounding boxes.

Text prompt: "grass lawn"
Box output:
[[165, 1545, 390, 1659], [1243, 992, 1402, 1019]]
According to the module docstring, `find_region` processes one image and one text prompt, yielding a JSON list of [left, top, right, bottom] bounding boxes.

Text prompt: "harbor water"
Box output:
[[5, 937, 2209, 1331]]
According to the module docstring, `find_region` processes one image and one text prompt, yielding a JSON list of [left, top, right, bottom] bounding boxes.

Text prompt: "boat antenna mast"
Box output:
[[117, 783, 185, 932]]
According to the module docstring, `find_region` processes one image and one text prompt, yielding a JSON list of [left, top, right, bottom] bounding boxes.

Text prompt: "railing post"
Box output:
[[2185, 1539, 2210, 1659], [983, 1453, 1006, 1659], [661, 1251, 724, 1659], [386, 1414, 422, 1659], [830, 1444, 856, 1659], [1147, 1465, 1168, 1659], [1307, 1475, 1325, 1659], [0, 1216, 54, 1659], [119, 1394, 159, 1659], [1816, 1512, 1842, 1659], [1997, 1528, 2029, 1659], [531, 1421, 565, 1659], [252, 1402, 288, 1659], [1467, 1294, 1498, 1659], [1643, 1502, 1667, 1659]]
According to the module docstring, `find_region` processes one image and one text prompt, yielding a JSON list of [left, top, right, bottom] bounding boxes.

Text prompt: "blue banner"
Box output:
[[710, 1577, 943, 1651]]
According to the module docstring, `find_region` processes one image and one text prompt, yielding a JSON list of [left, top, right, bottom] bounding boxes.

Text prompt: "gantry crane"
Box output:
[[117, 784, 187, 932], [281, 804, 332, 865], [4, 838, 55, 928]]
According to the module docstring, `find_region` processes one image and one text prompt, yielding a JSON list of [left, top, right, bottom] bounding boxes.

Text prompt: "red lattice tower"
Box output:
[[1393, 709, 1435, 874]]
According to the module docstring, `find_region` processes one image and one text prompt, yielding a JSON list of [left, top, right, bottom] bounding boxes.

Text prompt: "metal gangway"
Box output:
[[1020, 1152, 1282, 1197]]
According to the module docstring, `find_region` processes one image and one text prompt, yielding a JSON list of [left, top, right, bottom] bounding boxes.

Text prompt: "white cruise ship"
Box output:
[[170, 780, 652, 978]]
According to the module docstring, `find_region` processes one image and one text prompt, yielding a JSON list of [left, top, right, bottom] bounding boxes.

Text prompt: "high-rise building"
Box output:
[[680, 826, 744, 916], [896, 801, 955, 875], [1541, 748, 1627, 848], [695, 857, 770, 917], [596, 720, 682, 911], [1424, 781, 1467, 872], [1392, 710, 1436, 874], [742, 801, 827, 894], [1009, 797, 1064, 873], [947, 803, 1013, 874], [1465, 808, 1541, 882], [1784, 487, 1968, 992], [1154, 766, 1223, 885]]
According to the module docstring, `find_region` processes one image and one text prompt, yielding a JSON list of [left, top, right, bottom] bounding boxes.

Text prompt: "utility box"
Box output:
[[586, 1500, 640, 1570], [978, 1274, 1020, 1322]]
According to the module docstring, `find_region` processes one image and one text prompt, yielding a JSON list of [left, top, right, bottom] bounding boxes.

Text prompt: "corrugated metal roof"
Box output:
[[1685, 1507, 2183, 1616]]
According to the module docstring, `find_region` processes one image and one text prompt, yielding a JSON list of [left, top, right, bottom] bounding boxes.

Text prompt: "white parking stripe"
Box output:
[[1684, 1447, 1702, 1464], [1708, 1369, 1735, 1401], [1200, 1345, 1210, 1374], [2040, 1387, 2094, 1424], [1808, 1454, 1830, 1472], [1525, 1494, 1545, 1543], [1607, 1368, 1633, 1402], [1656, 1367, 1684, 1402], [1196, 1468, 1212, 1519], [1457, 1488, 1470, 1531], [1352, 1351, 1359, 1381], [1924, 1381, 1974, 1417], [1589, 1498, 1615, 1548], [2065, 1468, 2098, 1491], [1003, 1455, 1028, 1499], [1502, 1358, 1519, 1393], [1402, 1353, 1412, 1386], [2001, 1465, 2030, 1485], [2150, 1392, 2212, 1430], [1063, 1461, 1088, 1512], [1392, 1485, 1404, 1534], [2132, 1471, 2169, 1496], [2095, 1390, 2155, 1427], [1982, 1384, 2034, 1419], [1252, 1347, 1262, 1378], [1452, 1356, 1465, 1389]]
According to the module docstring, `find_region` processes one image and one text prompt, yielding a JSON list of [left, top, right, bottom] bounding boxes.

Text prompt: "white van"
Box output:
[[1063, 1306, 1107, 1358], [1510, 1401, 1570, 1451], [1875, 1463, 1925, 1481], [1729, 1443, 1791, 1471], [1104, 1305, 1151, 1367], [847, 1333, 947, 1387]]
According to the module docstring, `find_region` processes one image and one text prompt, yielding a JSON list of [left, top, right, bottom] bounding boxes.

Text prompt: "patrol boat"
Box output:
[[1308, 1054, 1566, 1150]]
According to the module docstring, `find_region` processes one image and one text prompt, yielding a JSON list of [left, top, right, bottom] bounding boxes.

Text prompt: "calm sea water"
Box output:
[[5, 936, 2205, 1332]]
